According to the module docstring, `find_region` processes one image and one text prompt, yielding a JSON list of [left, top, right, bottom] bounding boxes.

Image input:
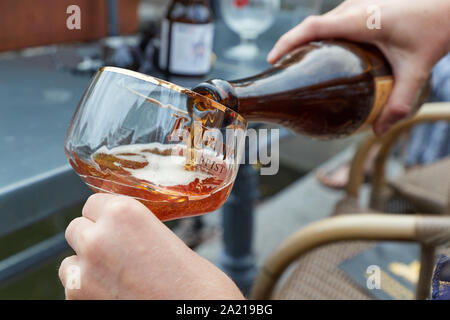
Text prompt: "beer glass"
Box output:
[[221, 0, 279, 60], [65, 67, 247, 221]]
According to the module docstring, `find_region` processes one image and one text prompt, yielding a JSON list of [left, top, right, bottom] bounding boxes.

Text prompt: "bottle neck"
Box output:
[[193, 43, 334, 118], [192, 79, 240, 113], [192, 57, 316, 121]]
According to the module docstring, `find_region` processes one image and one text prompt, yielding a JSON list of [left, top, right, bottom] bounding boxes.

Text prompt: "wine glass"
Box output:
[[64, 67, 247, 221], [221, 0, 279, 61]]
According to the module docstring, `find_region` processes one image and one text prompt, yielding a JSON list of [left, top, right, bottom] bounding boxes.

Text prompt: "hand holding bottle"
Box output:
[[267, 0, 450, 135]]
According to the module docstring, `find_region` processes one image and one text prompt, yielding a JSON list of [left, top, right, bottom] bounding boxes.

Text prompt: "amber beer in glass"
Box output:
[[65, 67, 246, 221]]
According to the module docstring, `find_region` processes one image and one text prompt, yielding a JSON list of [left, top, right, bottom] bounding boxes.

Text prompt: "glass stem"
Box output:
[[240, 35, 256, 48]]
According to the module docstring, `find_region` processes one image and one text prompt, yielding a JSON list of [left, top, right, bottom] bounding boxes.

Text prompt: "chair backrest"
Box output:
[[250, 214, 450, 300], [370, 103, 450, 210]]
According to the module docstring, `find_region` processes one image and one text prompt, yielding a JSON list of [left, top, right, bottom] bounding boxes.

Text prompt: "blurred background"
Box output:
[[3, 0, 447, 300], [0, 0, 350, 299]]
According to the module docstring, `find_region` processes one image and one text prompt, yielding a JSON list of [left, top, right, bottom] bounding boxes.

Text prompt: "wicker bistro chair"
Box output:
[[249, 103, 450, 300], [250, 214, 450, 300], [348, 102, 450, 214]]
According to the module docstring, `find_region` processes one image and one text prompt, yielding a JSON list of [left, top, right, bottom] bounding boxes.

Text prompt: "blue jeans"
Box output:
[[405, 53, 450, 167]]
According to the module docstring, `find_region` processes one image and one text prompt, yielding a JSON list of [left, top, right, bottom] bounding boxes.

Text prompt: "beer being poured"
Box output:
[[184, 40, 399, 170], [193, 40, 398, 138], [65, 39, 427, 221], [70, 143, 232, 221]]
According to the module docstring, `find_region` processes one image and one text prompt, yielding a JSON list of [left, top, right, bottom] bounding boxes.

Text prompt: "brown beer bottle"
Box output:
[[159, 0, 214, 76], [192, 40, 397, 138]]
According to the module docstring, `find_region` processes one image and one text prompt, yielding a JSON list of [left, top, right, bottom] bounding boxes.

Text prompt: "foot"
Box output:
[[316, 162, 351, 190], [315, 144, 380, 190]]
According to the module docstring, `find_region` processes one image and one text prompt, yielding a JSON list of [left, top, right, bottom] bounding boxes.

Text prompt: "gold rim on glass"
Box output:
[[100, 66, 247, 124]]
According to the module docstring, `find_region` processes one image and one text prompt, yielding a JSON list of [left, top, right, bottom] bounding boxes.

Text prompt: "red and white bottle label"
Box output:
[[159, 20, 214, 75]]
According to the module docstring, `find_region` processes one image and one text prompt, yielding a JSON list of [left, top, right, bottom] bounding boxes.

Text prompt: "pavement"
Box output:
[[192, 129, 405, 279], [194, 138, 369, 267]]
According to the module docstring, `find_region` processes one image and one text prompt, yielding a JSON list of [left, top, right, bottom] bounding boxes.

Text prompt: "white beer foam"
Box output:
[[94, 143, 211, 187]]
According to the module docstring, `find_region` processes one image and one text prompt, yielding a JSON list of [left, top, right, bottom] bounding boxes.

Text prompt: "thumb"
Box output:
[[372, 62, 429, 135]]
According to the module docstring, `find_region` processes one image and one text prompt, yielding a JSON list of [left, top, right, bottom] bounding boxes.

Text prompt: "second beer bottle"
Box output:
[[159, 0, 214, 77]]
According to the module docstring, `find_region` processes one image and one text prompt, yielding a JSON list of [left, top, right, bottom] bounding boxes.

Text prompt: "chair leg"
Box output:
[[416, 244, 435, 300]]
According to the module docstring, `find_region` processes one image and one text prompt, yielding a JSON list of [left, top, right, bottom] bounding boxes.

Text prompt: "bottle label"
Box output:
[[361, 75, 394, 129], [159, 19, 214, 75]]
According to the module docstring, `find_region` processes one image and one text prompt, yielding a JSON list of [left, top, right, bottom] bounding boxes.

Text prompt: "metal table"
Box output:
[[0, 16, 293, 292]]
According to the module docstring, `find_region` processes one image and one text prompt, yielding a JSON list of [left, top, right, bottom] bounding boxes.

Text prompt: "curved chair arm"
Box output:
[[250, 213, 450, 300], [370, 102, 450, 209], [347, 102, 450, 200], [347, 134, 379, 198]]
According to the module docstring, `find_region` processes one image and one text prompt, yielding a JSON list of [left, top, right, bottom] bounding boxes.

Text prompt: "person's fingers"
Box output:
[[58, 255, 80, 289], [267, 13, 366, 64], [65, 216, 95, 254], [81, 193, 116, 222], [372, 63, 429, 135], [82, 193, 152, 223], [59, 255, 106, 299], [82, 193, 114, 222]]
